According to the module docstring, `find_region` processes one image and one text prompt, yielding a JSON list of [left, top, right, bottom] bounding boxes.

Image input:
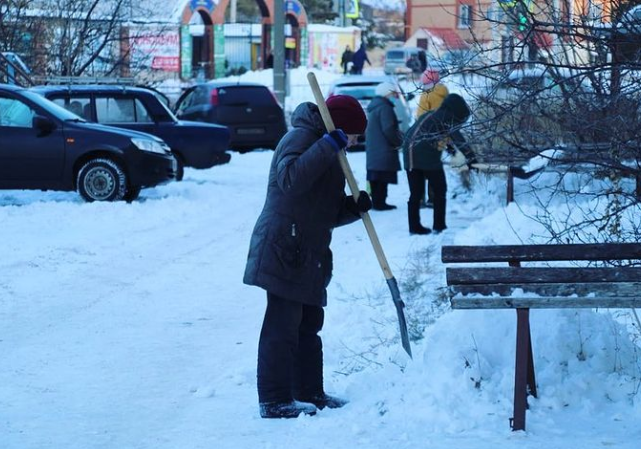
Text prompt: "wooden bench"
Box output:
[[441, 243, 641, 431], [471, 144, 641, 204]]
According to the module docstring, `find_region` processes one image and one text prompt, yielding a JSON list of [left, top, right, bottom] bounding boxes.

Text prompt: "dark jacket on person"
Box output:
[[366, 96, 403, 172], [352, 45, 370, 71], [341, 49, 353, 66], [243, 102, 361, 307], [402, 93, 471, 171]]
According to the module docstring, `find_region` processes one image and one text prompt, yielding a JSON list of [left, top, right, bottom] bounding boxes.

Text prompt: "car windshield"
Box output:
[[387, 50, 405, 61], [24, 90, 85, 121], [333, 85, 376, 101]]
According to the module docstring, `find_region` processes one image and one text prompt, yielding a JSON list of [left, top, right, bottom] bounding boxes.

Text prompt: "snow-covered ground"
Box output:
[[2, 68, 641, 448]]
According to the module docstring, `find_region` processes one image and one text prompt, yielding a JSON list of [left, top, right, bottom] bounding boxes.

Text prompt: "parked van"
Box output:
[[384, 47, 426, 75]]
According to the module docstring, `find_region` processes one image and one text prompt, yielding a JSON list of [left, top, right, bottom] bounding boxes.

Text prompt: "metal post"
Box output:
[[512, 308, 530, 431], [231, 0, 237, 23], [507, 167, 515, 204], [273, 0, 286, 107]]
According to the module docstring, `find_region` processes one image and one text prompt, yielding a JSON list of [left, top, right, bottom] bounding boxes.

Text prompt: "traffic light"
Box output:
[[518, 12, 527, 31], [515, 1, 529, 32]]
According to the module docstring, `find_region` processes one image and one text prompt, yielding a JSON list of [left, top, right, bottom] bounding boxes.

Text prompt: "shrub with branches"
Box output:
[[421, 0, 641, 244]]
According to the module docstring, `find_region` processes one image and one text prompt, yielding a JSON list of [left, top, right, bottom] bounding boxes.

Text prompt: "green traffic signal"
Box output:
[[518, 13, 527, 31]]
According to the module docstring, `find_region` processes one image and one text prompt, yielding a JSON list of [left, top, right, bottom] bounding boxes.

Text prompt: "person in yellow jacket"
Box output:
[[415, 69, 449, 209], [417, 69, 449, 118]]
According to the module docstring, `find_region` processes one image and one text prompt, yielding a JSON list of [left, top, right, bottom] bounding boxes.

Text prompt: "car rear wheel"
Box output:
[[77, 158, 127, 202]]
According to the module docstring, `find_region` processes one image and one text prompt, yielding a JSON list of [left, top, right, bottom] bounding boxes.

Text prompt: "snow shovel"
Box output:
[[307, 72, 412, 358]]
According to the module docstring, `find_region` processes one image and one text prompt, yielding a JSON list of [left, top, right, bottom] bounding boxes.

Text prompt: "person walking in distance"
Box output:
[[366, 82, 404, 211], [340, 45, 353, 75], [351, 43, 371, 74], [244, 95, 372, 419], [402, 93, 471, 234]]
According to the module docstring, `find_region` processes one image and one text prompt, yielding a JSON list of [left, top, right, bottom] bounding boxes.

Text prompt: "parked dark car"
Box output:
[[173, 81, 287, 151], [31, 85, 231, 180], [0, 84, 176, 202]]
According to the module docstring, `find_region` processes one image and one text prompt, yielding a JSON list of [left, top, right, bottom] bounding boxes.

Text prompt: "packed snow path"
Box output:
[[1, 151, 640, 449]]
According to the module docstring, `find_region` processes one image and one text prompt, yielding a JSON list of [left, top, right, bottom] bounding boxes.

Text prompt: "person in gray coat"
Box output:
[[244, 95, 371, 419], [366, 81, 404, 210]]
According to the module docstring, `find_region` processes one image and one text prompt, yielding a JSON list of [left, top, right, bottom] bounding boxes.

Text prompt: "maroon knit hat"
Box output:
[[326, 95, 367, 134]]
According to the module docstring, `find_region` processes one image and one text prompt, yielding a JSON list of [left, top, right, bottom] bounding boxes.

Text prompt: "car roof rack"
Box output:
[[32, 76, 136, 86]]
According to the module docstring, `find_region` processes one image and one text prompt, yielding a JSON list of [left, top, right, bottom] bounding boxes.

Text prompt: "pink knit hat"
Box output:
[[420, 69, 440, 89]]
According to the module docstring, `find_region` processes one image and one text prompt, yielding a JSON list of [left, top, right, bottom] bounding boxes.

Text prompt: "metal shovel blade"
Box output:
[[386, 277, 412, 358]]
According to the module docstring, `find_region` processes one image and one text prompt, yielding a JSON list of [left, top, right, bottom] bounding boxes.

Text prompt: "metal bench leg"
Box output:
[[528, 333, 537, 398], [511, 308, 531, 431]]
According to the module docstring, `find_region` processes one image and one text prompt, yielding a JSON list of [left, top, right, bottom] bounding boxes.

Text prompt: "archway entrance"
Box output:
[[179, 0, 308, 80], [179, 1, 218, 80], [285, 13, 302, 68], [260, 0, 308, 70], [190, 10, 214, 79]]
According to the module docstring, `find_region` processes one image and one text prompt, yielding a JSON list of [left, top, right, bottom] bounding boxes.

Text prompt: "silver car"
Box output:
[[327, 75, 414, 136]]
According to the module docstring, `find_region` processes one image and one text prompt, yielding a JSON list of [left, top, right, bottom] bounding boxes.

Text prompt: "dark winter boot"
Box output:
[[259, 400, 318, 419], [408, 201, 431, 235], [295, 393, 348, 410], [373, 203, 397, 211]]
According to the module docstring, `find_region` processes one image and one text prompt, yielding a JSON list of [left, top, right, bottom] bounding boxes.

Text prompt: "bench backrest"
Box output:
[[442, 243, 641, 264], [442, 243, 641, 309]]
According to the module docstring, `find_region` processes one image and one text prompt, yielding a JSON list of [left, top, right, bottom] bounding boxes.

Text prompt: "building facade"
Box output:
[[405, 0, 618, 64]]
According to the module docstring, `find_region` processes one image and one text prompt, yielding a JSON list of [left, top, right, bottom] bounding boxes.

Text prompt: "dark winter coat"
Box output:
[[352, 45, 370, 71], [341, 49, 354, 65], [402, 93, 471, 171], [365, 96, 403, 172], [243, 102, 362, 307]]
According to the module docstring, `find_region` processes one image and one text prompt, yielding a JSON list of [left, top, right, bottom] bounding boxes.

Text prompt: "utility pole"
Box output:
[[231, 0, 237, 23], [273, 0, 286, 106]]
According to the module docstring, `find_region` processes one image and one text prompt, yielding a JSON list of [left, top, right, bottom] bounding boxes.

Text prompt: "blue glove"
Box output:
[[323, 129, 348, 152]]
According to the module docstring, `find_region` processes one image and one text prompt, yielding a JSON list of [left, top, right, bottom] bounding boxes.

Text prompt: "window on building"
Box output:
[[417, 38, 428, 50], [458, 4, 472, 28]]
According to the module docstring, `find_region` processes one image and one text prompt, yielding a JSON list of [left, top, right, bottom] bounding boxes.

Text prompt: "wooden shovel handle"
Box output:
[[307, 72, 394, 281]]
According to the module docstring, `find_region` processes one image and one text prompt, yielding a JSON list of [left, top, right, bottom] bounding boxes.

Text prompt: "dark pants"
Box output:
[[370, 180, 389, 208], [407, 169, 447, 230], [257, 292, 324, 403]]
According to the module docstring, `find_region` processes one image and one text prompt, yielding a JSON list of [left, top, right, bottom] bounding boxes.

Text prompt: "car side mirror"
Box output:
[[33, 115, 55, 136]]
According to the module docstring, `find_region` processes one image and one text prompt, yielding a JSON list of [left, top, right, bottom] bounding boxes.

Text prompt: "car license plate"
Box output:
[[237, 127, 265, 135], [172, 158, 178, 171]]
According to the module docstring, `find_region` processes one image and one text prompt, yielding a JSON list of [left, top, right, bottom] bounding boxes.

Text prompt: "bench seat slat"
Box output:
[[451, 296, 641, 309], [442, 243, 641, 263], [447, 267, 641, 285], [450, 282, 641, 301]]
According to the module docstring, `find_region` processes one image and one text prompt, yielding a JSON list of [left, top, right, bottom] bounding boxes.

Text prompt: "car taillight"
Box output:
[[210, 88, 219, 106]]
